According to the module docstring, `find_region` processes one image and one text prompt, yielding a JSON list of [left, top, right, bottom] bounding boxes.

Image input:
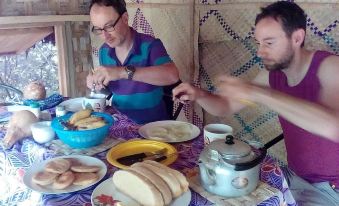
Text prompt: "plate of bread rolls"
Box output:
[[91, 160, 191, 206], [138, 120, 200, 143], [23, 155, 107, 194]]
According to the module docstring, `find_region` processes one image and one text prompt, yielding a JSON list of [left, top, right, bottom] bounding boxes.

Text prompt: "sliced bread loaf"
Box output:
[[139, 162, 182, 198], [112, 169, 164, 206], [130, 163, 173, 205], [144, 160, 189, 192]]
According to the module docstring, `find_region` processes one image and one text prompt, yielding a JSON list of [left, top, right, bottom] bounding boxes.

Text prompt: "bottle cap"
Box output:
[[56, 105, 65, 111], [30, 102, 40, 108]]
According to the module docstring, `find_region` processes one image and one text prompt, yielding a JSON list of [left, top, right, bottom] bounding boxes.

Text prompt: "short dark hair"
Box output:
[[255, 1, 306, 44], [89, 0, 127, 15]]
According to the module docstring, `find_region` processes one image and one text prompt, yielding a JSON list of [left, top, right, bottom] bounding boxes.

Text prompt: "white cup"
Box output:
[[203, 123, 233, 145], [82, 94, 106, 112], [31, 121, 55, 144]]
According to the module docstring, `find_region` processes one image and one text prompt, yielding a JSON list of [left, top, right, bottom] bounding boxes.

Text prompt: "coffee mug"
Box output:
[[82, 93, 106, 112], [203, 123, 233, 145]]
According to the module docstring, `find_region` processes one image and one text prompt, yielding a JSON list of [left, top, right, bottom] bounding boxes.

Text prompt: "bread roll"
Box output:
[[45, 159, 71, 174], [130, 163, 172, 205], [139, 162, 182, 198], [53, 171, 75, 189], [65, 158, 82, 167], [73, 172, 98, 186], [70, 165, 101, 173], [144, 160, 189, 192], [32, 171, 58, 186], [112, 170, 164, 206]]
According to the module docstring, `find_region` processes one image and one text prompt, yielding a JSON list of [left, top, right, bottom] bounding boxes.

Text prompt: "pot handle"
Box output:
[[234, 133, 284, 171], [234, 148, 266, 171]]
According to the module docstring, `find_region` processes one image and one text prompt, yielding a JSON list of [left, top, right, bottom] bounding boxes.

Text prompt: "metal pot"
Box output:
[[198, 135, 273, 197]]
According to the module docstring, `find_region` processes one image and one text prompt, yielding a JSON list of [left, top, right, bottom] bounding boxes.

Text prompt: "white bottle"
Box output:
[[30, 102, 41, 119], [55, 105, 67, 117]]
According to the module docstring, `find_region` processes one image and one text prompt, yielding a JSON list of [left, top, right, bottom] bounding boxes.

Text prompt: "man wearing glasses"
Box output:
[[87, 0, 179, 124]]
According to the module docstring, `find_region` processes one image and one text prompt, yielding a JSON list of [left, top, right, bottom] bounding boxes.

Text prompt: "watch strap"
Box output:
[[125, 65, 135, 80]]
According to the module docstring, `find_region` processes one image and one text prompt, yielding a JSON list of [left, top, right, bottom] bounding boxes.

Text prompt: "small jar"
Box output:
[[55, 105, 67, 117], [30, 102, 41, 119]]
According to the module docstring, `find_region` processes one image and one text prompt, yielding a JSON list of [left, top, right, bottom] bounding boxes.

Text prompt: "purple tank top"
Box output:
[[269, 51, 339, 186]]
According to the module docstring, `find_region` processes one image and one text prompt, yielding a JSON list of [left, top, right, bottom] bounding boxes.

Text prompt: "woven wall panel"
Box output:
[[126, 0, 194, 3], [197, 0, 339, 4]]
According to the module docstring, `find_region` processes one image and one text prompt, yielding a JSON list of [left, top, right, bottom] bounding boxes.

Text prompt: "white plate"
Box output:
[[59, 98, 83, 112], [23, 155, 107, 194], [138, 120, 200, 143], [91, 178, 191, 206]]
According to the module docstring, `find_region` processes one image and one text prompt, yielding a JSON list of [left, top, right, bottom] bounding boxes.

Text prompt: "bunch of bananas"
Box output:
[[68, 109, 106, 130]]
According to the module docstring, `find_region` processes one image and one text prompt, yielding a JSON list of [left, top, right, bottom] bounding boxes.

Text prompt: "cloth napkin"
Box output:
[[44, 136, 124, 156], [185, 167, 284, 206], [23, 93, 63, 111]]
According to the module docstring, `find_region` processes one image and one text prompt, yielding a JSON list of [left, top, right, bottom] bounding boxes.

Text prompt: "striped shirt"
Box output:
[[99, 28, 172, 124]]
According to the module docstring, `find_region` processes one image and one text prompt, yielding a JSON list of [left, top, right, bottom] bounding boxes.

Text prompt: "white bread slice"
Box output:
[[32, 171, 58, 186], [73, 172, 98, 186], [112, 170, 164, 206], [45, 158, 71, 174], [130, 163, 172, 205], [144, 160, 189, 192], [139, 162, 182, 198], [53, 171, 75, 189], [70, 165, 101, 173]]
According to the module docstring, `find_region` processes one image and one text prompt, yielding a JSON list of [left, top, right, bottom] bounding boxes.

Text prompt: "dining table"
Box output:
[[0, 105, 297, 206]]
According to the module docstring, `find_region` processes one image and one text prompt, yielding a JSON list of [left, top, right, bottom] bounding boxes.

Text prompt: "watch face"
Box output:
[[126, 65, 135, 80], [127, 65, 136, 72]]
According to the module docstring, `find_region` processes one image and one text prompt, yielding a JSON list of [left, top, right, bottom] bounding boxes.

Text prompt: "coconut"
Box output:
[[23, 81, 46, 100]]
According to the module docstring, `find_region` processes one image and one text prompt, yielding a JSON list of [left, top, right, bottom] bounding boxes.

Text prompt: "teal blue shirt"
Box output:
[[99, 28, 172, 124]]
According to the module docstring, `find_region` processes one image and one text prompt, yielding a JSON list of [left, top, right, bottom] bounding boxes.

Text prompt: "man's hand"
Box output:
[[216, 75, 256, 104], [172, 83, 204, 103], [86, 66, 124, 90]]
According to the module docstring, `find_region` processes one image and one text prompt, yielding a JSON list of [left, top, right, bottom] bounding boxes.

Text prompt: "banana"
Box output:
[[69, 109, 92, 125], [73, 116, 103, 127], [77, 120, 106, 130]]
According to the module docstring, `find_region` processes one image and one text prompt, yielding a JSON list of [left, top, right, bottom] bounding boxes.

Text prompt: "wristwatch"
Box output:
[[125, 65, 136, 80]]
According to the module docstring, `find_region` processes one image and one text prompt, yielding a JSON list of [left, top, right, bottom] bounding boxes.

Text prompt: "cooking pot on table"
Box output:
[[198, 134, 283, 197]]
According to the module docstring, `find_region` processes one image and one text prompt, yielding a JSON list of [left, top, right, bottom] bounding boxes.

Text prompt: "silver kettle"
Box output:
[[198, 135, 266, 197]]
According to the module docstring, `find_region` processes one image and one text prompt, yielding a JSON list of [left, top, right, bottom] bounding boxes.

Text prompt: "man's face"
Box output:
[[254, 17, 294, 71], [90, 4, 128, 48]]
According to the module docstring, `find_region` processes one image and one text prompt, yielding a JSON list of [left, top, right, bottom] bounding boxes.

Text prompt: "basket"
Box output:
[[51, 112, 114, 148]]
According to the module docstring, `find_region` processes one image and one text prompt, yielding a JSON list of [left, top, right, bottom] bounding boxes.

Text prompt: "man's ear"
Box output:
[[122, 12, 129, 24], [292, 29, 305, 47]]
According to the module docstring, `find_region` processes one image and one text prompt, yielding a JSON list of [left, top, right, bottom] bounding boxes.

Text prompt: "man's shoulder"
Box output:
[[317, 51, 339, 82], [318, 50, 339, 68], [99, 43, 112, 52], [98, 43, 113, 56], [135, 30, 160, 43]]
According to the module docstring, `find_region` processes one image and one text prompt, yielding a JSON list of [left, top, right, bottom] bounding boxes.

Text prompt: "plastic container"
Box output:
[[51, 112, 114, 148]]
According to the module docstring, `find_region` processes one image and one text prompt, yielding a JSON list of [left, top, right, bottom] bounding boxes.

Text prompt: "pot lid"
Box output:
[[207, 135, 251, 159]]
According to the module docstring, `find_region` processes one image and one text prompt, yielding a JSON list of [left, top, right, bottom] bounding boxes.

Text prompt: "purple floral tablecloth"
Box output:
[[0, 107, 296, 206]]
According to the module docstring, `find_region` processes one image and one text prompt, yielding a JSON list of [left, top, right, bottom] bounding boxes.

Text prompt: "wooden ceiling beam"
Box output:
[[0, 27, 54, 54]]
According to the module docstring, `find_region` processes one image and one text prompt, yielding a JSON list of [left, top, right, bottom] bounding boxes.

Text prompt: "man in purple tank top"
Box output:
[[173, 1, 339, 205]]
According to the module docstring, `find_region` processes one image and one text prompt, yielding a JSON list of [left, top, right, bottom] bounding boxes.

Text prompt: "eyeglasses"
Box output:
[[92, 15, 122, 35]]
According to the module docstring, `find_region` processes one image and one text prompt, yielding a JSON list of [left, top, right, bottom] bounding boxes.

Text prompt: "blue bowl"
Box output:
[[51, 112, 114, 148]]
